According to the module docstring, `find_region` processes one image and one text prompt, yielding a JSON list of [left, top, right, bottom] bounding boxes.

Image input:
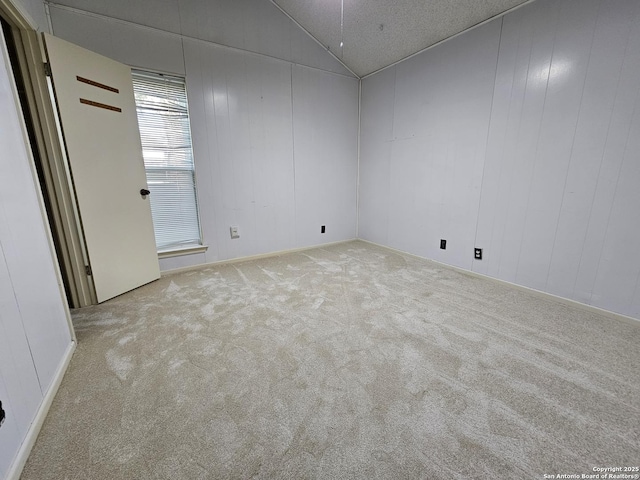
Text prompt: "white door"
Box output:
[[43, 33, 159, 303]]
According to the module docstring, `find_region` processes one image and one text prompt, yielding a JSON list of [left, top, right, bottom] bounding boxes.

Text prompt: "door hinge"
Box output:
[[43, 62, 51, 77], [85, 265, 92, 276]]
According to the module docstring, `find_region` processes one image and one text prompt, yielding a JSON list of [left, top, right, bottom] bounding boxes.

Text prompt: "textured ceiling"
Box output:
[[271, 0, 530, 77]]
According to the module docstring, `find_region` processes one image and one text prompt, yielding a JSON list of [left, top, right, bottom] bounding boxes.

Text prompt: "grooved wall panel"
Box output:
[[0, 23, 72, 478], [360, 0, 640, 319], [292, 65, 359, 247], [184, 39, 296, 262], [357, 67, 396, 244], [49, 4, 359, 269], [359, 19, 501, 270]]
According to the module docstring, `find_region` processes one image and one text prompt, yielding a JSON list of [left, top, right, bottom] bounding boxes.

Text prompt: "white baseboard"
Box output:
[[358, 238, 640, 327], [161, 239, 357, 277], [6, 341, 76, 480]]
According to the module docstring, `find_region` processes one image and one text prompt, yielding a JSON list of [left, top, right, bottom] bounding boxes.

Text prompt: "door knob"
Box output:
[[140, 188, 150, 198]]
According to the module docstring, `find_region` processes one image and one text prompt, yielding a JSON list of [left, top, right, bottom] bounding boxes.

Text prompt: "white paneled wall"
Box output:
[[184, 39, 296, 262], [292, 66, 359, 246], [49, 3, 359, 270], [357, 67, 395, 246], [184, 41, 358, 263], [47, 0, 353, 77], [0, 23, 72, 478], [360, 0, 640, 320], [0, 245, 42, 478], [359, 20, 501, 270], [477, 0, 640, 317]]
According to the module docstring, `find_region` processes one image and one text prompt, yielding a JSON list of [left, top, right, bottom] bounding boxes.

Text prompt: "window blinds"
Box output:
[[132, 70, 201, 251]]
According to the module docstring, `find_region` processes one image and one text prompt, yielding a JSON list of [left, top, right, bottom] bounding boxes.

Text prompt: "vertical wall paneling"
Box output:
[[184, 38, 297, 262], [476, 0, 564, 283], [571, 4, 640, 304], [50, 3, 360, 271], [357, 67, 397, 244], [292, 65, 359, 247], [577, 2, 640, 316], [48, 0, 640, 318], [477, 0, 640, 317], [589, 42, 640, 314], [0, 34, 70, 392], [359, 20, 502, 270], [547, 1, 640, 302], [0, 20, 72, 478], [0, 370, 21, 477], [360, 0, 640, 319], [0, 244, 42, 479], [472, 12, 525, 279], [513, 0, 600, 291]]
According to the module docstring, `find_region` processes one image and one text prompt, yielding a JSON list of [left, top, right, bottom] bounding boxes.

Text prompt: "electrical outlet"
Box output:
[[230, 225, 240, 239], [321, 225, 326, 234], [474, 248, 482, 260], [440, 239, 446, 250]]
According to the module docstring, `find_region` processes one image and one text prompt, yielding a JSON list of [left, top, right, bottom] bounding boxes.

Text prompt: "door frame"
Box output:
[[0, 0, 95, 308]]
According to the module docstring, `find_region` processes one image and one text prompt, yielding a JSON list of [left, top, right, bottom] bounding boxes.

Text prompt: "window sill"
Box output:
[[158, 245, 208, 259]]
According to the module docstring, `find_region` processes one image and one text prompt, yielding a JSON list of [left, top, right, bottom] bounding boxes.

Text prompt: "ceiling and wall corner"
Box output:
[[357, 0, 640, 321], [3, 0, 48, 31], [45, 0, 360, 273], [44, 0, 356, 78], [271, 0, 530, 77], [45, 0, 536, 79]]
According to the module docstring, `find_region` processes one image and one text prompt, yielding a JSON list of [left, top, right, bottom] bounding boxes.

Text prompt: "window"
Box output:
[[131, 70, 201, 252]]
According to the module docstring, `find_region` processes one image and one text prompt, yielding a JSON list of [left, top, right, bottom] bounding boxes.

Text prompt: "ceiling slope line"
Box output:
[[360, 0, 537, 80], [269, 0, 360, 79], [43, 1, 358, 79]]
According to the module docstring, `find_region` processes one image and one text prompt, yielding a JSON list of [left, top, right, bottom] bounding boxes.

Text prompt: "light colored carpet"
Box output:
[[21, 240, 640, 479]]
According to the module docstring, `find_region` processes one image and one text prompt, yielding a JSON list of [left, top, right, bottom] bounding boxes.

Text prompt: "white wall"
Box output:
[[359, 0, 640, 320], [359, 19, 501, 268], [47, 0, 352, 77], [0, 20, 72, 478], [7, 0, 47, 31], [48, 3, 359, 271]]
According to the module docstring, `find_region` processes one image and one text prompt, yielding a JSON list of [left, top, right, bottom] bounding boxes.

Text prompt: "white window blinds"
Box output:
[[131, 70, 201, 251]]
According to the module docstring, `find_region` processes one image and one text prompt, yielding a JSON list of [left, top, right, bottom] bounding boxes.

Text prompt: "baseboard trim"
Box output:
[[6, 341, 76, 480], [161, 239, 357, 277], [358, 239, 640, 327]]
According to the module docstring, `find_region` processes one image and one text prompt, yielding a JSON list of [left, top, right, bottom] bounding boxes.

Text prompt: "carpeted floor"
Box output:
[[21, 241, 640, 479]]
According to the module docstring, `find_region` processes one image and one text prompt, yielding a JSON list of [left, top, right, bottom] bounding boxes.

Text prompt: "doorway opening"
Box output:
[[1, 16, 74, 305], [0, 16, 96, 308]]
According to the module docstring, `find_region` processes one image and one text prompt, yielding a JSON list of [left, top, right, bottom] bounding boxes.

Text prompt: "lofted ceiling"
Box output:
[[271, 0, 530, 77]]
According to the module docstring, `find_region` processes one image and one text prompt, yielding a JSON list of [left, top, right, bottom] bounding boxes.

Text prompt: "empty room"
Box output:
[[1, 0, 639, 478]]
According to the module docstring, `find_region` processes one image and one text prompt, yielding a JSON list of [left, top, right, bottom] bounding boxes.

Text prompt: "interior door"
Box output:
[[43, 33, 159, 303]]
